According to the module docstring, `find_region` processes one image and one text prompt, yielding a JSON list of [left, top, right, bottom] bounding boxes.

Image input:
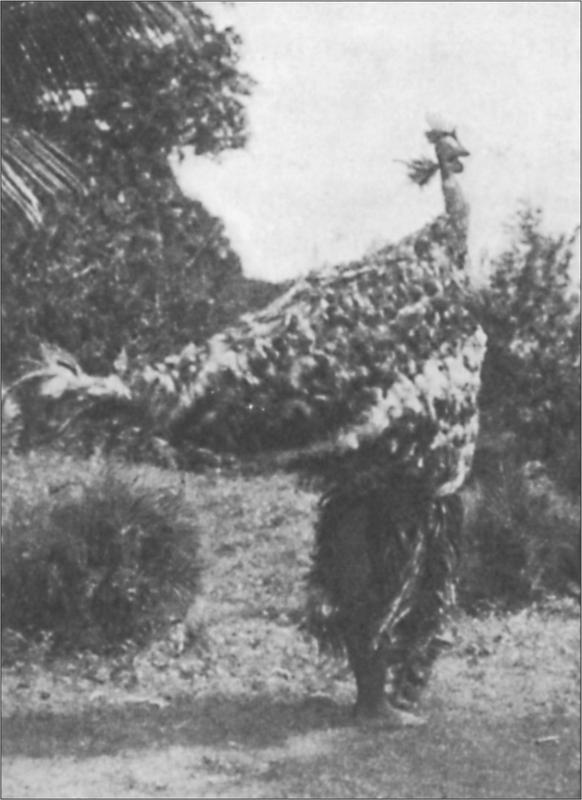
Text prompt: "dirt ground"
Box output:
[[3, 601, 580, 799]]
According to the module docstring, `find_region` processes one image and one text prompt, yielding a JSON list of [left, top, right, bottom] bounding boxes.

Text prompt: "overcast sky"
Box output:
[[175, 2, 580, 283]]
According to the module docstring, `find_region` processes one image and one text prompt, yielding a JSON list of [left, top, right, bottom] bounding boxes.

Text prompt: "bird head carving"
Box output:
[[425, 113, 470, 174]]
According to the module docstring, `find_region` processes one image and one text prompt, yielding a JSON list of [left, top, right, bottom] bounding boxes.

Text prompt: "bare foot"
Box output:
[[388, 692, 420, 712], [353, 700, 427, 729]]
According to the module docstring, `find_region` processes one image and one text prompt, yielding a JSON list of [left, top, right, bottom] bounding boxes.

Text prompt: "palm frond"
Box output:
[[1, 124, 83, 224], [1, 1, 206, 225], [3, 342, 131, 405]]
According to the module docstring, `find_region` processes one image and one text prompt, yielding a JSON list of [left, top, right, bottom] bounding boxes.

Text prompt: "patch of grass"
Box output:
[[2, 605, 580, 799], [2, 452, 202, 654]]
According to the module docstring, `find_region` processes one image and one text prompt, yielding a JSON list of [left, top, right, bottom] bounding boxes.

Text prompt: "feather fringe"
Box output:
[[403, 157, 440, 187], [306, 483, 463, 657]]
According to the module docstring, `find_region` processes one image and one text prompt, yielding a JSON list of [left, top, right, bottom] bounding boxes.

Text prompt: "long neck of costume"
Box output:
[[439, 167, 469, 264]]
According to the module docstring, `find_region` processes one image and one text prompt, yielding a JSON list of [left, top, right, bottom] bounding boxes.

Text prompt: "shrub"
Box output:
[[2, 457, 202, 653], [458, 439, 580, 610], [459, 210, 580, 609], [479, 208, 580, 488]]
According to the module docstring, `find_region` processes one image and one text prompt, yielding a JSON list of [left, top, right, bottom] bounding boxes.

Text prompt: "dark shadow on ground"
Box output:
[[1, 693, 349, 759], [3, 698, 580, 800]]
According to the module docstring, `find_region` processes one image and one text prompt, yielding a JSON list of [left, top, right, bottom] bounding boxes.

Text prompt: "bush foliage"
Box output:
[[478, 208, 580, 489], [457, 211, 580, 606], [459, 445, 580, 610], [2, 456, 202, 653]]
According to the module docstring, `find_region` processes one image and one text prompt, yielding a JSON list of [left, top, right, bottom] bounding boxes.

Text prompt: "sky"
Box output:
[[174, 2, 580, 283]]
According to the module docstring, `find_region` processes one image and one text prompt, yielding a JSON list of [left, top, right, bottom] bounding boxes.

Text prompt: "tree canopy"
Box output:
[[1, 1, 281, 376], [2, 1, 250, 222]]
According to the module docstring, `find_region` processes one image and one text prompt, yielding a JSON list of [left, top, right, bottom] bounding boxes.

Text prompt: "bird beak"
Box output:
[[451, 136, 470, 158]]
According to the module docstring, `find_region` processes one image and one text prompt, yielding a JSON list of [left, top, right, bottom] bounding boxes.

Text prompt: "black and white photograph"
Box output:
[[2, 2, 580, 797]]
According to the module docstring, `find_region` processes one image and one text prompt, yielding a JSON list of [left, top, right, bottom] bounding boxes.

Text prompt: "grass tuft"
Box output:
[[2, 455, 202, 654]]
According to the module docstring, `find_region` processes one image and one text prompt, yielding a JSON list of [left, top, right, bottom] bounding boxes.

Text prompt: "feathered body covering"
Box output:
[[162, 214, 484, 486], [147, 120, 485, 713]]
